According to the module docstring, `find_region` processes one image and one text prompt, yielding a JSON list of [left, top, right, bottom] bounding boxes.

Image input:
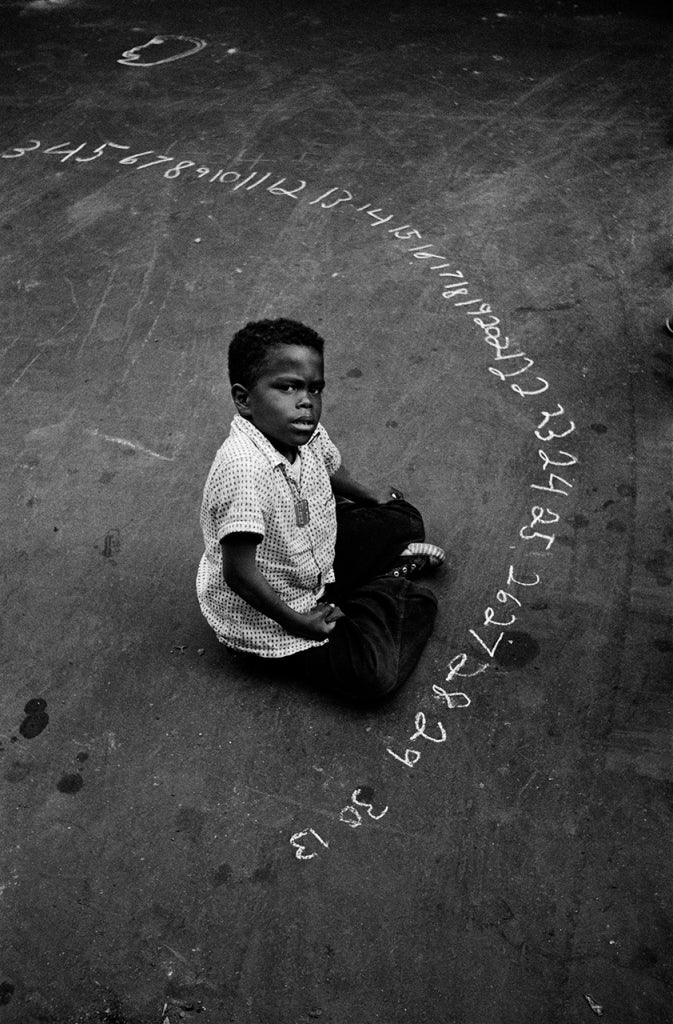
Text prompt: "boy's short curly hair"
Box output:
[[228, 318, 325, 389]]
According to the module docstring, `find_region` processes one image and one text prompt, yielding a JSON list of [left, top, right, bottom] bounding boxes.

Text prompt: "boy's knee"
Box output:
[[346, 662, 403, 703], [359, 650, 401, 700], [326, 577, 438, 701], [327, 629, 400, 702], [387, 497, 425, 542]]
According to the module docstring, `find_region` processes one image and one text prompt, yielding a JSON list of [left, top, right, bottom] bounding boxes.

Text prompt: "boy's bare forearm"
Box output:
[[224, 559, 303, 633], [330, 464, 380, 504], [221, 536, 335, 639]]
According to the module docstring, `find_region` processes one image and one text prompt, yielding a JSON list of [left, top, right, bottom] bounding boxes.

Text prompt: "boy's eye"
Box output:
[[274, 381, 323, 395]]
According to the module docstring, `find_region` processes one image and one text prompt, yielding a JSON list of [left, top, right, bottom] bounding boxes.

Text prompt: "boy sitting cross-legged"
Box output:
[[196, 317, 444, 703]]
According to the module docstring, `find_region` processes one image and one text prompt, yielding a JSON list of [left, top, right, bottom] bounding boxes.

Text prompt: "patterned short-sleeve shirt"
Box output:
[[196, 414, 341, 657]]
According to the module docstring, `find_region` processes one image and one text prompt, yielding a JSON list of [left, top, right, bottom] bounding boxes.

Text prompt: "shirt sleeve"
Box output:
[[205, 456, 269, 543], [315, 424, 341, 476]]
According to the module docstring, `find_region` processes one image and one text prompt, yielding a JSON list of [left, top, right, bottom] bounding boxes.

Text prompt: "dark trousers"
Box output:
[[279, 498, 439, 703]]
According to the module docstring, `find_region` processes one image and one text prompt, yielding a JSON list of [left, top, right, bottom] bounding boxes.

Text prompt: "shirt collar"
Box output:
[[231, 413, 316, 469]]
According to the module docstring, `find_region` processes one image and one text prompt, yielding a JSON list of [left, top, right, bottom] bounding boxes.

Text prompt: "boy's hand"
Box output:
[[323, 603, 345, 623], [291, 603, 344, 639], [366, 486, 404, 505], [379, 486, 405, 504], [331, 464, 404, 506]]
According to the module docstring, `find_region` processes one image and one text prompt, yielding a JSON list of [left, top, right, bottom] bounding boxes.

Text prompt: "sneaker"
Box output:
[[401, 541, 446, 566], [383, 548, 446, 580]]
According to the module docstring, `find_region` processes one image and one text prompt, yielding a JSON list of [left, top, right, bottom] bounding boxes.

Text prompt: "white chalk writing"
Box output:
[[289, 828, 329, 861], [117, 35, 207, 68]]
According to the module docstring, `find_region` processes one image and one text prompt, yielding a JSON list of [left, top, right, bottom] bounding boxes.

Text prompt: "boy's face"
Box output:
[[233, 344, 325, 459]]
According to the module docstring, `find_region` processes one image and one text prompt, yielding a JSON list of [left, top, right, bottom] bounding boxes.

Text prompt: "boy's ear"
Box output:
[[231, 383, 252, 417]]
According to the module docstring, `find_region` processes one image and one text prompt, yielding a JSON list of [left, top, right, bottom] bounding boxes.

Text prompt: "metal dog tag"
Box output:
[[295, 498, 310, 526]]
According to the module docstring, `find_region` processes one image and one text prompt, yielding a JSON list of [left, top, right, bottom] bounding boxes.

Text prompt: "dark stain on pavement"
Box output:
[[644, 550, 672, 587], [213, 862, 233, 887], [175, 806, 206, 842], [630, 945, 660, 971], [589, 423, 608, 434], [251, 859, 277, 885], [57, 772, 84, 794], [0, 982, 15, 1006], [5, 761, 32, 783], [102, 529, 121, 558], [93, 995, 132, 1024], [652, 352, 673, 389], [567, 514, 589, 528], [494, 631, 540, 670], [19, 698, 49, 739]]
